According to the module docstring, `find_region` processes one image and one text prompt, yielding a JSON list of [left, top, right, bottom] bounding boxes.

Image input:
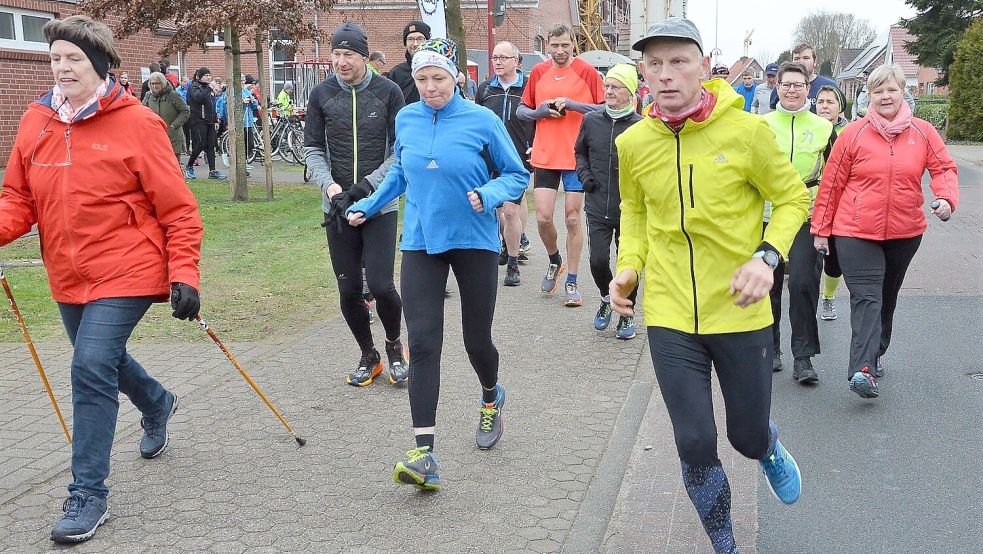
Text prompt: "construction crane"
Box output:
[[577, 0, 610, 52], [743, 29, 755, 58]]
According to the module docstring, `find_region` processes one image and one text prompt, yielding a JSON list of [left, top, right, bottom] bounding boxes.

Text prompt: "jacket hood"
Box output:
[[31, 78, 136, 121], [643, 78, 744, 135]]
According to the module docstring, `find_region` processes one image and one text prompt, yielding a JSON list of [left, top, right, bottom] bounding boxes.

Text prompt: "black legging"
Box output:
[[587, 215, 637, 302], [324, 211, 402, 352], [786, 222, 822, 359], [834, 235, 921, 379], [402, 249, 499, 430], [648, 326, 775, 467], [188, 123, 217, 171]]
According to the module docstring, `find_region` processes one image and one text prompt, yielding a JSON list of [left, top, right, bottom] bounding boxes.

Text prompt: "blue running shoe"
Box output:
[[476, 384, 505, 450], [850, 367, 879, 398], [393, 446, 441, 491], [183, 166, 196, 180], [594, 301, 613, 330], [616, 315, 637, 340], [759, 438, 801, 504]]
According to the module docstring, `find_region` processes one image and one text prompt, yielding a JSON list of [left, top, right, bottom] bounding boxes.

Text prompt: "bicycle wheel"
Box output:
[[288, 128, 306, 165], [246, 127, 261, 164], [277, 130, 298, 164], [219, 131, 230, 166]]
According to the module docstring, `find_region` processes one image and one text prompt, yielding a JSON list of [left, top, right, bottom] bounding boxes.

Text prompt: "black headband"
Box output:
[[48, 32, 110, 79]]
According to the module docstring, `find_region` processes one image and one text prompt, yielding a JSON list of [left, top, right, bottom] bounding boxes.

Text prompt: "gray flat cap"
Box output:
[[632, 18, 704, 54]]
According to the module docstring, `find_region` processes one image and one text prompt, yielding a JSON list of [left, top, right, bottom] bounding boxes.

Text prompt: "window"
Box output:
[[533, 35, 545, 53], [269, 30, 294, 97], [206, 29, 225, 46], [0, 7, 54, 52]]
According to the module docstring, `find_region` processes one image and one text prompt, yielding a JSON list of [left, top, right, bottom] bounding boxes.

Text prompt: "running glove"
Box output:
[[348, 179, 374, 201], [170, 282, 200, 321]]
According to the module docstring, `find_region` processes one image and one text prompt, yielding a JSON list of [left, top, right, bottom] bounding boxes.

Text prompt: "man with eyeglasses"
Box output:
[[517, 23, 605, 306], [768, 43, 842, 113], [475, 41, 535, 286], [762, 62, 836, 381], [387, 20, 431, 105]]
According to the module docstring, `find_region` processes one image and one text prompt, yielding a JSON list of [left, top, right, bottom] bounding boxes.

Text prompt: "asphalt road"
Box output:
[[758, 158, 983, 552]]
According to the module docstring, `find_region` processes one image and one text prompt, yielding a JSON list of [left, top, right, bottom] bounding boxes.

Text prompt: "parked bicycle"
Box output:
[[220, 104, 306, 165]]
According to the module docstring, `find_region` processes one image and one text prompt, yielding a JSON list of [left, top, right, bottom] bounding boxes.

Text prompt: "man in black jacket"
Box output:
[[304, 22, 409, 387], [574, 63, 641, 339], [185, 67, 226, 180], [387, 20, 431, 105], [475, 40, 535, 286]]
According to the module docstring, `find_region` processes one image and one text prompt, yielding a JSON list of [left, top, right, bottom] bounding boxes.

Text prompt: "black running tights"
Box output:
[[587, 215, 637, 302], [188, 123, 217, 171], [324, 211, 402, 352], [648, 326, 775, 467], [402, 249, 500, 429]]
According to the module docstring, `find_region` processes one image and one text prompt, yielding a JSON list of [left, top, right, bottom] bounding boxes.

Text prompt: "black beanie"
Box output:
[[194, 67, 211, 81], [403, 20, 431, 45], [332, 22, 369, 58]]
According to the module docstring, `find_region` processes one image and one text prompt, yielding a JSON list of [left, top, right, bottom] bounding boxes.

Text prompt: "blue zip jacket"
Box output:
[[349, 92, 529, 254]]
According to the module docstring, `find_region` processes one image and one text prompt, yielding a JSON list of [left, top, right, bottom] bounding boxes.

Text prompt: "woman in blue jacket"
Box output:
[[347, 38, 528, 490]]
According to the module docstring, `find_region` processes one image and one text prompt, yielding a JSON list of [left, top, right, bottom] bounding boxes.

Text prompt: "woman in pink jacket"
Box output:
[[811, 64, 958, 399]]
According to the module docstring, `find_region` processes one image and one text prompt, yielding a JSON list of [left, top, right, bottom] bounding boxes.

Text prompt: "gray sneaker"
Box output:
[[208, 170, 228, 180], [563, 281, 583, 307], [792, 358, 819, 384], [476, 384, 505, 450], [140, 391, 178, 459], [820, 298, 837, 320], [50, 493, 108, 544]]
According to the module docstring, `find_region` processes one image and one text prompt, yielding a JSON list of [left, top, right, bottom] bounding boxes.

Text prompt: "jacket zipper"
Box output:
[[885, 141, 894, 239], [674, 133, 699, 333], [429, 111, 438, 155], [606, 117, 616, 219], [688, 164, 695, 208], [351, 87, 359, 181], [58, 123, 87, 296], [789, 115, 795, 164]]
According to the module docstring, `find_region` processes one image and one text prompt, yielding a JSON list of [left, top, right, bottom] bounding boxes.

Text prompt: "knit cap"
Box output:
[[606, 64, 638, 95], [411, 38, 460, 79]]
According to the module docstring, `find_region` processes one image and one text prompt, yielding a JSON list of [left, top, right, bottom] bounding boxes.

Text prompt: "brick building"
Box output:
[[1, 0, 629, 164]]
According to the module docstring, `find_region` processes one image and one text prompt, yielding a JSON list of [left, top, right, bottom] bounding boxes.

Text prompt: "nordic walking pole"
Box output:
[[195, 316, 306, 446], [0, 266, 72, 444]]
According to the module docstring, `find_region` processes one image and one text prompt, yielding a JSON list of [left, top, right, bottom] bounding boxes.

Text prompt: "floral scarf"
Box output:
[[51, 78, 109, 124]]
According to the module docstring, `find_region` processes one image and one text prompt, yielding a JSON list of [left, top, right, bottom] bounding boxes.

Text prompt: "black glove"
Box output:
[[325, 191, 354, 235], [348, 179, 374, 201], [170, 282, 200, 321], [582, 178, 598, 193]]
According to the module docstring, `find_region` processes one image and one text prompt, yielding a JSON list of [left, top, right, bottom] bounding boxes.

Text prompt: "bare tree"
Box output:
[[793, 10, 877, 69], [755, 49, 774, 65], [81, 0, 333, 201]]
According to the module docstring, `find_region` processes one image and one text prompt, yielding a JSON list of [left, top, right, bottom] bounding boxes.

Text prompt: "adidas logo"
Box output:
[[426, 160, 439, 169], [713, 153, 728, 164]]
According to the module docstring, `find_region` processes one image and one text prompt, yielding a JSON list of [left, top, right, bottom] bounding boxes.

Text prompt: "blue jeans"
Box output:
[[58, 297, 168, 499]]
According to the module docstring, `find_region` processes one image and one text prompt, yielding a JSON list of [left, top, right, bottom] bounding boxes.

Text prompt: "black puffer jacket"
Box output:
[[304, 70, 404, 214], [574, 109, 642, 220], [186, 80, 217, 126], [388, 51, 419, 105], [475, 73, 535, 170]]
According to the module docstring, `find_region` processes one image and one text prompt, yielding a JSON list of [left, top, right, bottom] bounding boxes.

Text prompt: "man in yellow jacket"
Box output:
[[610, 18, 810, 554]]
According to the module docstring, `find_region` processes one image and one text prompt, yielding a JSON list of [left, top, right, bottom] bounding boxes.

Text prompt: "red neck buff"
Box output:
[[649, 87, 717, 132]]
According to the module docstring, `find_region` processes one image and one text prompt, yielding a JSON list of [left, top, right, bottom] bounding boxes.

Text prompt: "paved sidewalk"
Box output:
[[0, 193, 742, 553]]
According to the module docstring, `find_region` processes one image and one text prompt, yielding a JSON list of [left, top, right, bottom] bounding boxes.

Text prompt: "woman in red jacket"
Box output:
[[811, 64, 958, 399], [0, 16, 203, 543]]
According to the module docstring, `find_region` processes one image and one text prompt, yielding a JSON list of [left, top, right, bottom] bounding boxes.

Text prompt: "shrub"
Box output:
[[947, 18, 983, 141]]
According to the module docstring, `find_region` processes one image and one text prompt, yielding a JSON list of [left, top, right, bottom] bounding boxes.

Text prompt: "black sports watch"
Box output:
[[752, 249, 781, 269]]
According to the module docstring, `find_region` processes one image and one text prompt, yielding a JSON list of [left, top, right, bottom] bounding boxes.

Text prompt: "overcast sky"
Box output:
[[682, 0, 916, 66]]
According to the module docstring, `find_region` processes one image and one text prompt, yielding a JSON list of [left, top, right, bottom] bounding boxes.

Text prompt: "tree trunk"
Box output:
[[255, 35, 274, 201], [226, 25, 249, 201], [444, 0, 468, 75]]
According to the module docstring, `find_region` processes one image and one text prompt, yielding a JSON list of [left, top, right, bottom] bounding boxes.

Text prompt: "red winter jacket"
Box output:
[[0, 80, 203, 304], [812, 116, 958, 240]]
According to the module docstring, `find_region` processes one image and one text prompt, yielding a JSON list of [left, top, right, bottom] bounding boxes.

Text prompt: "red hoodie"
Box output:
[[0, 80, 203, 304]]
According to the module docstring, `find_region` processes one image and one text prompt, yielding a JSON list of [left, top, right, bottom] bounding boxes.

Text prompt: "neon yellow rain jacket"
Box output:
[[615, 79, 810, 334], [762, 106, 835, 217]]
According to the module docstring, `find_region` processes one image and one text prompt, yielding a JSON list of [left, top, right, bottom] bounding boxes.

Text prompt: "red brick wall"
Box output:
[[0, 2, 577, 165]]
